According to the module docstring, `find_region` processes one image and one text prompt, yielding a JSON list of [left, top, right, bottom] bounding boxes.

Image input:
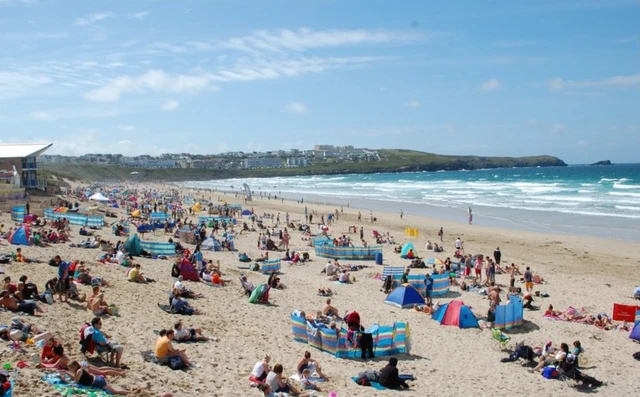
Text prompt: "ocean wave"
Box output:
[[609, 192, 640, 198], [613, 182, 640, 189], [598, 178, 618, 183], [615, 205, 640, 211]]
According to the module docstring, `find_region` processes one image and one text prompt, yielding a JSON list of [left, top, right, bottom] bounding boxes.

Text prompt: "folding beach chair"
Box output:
[[491, 328, 511, 350]]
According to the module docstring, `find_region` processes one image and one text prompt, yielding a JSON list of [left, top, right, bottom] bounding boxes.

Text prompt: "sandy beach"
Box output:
[[1, 182, 639, 397]]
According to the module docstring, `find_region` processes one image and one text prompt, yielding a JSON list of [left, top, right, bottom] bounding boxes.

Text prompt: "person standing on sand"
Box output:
[[524, 266, 533, 292], [438, 227, 443, 242], [360, 226, 364, 240], [400, 209, 403, 219], [468, 206, 473, 224], [493, 247, 501, 265], [358, 211, 361, 222]]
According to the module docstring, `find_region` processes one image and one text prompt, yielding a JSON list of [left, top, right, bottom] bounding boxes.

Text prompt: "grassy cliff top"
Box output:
[[41, 150, 566, 183]]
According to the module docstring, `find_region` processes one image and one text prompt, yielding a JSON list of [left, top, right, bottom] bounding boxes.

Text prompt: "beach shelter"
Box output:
[[123, 234, 142, 256], [630, 322, 640, 342], [494, 296, 524, 330], [89, 192, 109, 202], [201, 237, 221, 251], [384, 285, 425, 308], [432, 300, 479, 328], [400, 243, 418, 258], [178, 258, 199, 281], [8, 225, 30, 246], [241, 209, 252, 216]]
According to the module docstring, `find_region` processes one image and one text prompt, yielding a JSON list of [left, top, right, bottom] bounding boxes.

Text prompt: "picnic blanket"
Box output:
[[351, 374, 415, 390], [41, 373, 112, 397]]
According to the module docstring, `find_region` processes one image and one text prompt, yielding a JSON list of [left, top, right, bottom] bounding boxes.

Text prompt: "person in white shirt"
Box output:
[[325, 261, 337, 276], [115, 249, 130, 267], [455, 238, 462, 250], [338, 269, 352, 284], [251, 355, 272, 382], [174, 276, 186, 293]]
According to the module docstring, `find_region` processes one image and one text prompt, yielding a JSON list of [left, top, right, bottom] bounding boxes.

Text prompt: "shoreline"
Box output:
[[181, 183, 640, 243]]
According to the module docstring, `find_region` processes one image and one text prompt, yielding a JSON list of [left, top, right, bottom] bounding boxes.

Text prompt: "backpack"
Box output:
[[168, 355, 186, 370], [542, 366, 558, 379]]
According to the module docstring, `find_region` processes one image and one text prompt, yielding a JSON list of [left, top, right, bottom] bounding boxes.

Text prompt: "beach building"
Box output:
[[0, 142, 52, 189]]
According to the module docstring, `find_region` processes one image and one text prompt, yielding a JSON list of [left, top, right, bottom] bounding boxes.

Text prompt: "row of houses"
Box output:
[[38, 145, 378, 170]]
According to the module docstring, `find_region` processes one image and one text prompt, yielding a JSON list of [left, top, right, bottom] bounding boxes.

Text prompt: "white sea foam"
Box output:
[[609, 192, 640, 198], [613, 182, 640, 189], [615, 205, 640, 211]]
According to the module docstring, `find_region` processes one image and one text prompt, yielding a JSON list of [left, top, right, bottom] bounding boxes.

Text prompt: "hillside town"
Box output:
[[40, 145, 381, 170]]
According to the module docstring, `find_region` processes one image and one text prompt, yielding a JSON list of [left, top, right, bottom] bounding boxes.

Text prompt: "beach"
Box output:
[[1, 181, 639, 396]]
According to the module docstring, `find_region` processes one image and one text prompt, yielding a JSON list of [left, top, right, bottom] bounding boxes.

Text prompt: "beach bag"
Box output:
[[40, 291, 54, 305], [542, 366, 558, 379], [168, 355, 186, 370]]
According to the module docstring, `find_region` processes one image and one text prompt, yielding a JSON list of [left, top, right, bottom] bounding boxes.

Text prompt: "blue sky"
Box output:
[[0, 0, 639, 163]]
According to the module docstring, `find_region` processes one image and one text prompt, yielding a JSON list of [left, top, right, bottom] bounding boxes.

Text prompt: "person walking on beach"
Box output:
[[468, 206, 473, 225], [359, 226, 364, 240], [437, 227, 443, 242], [370, 211, 374, 223], [358, 212, 361, 222], [524, 266, 534, 292], [400, 209, 403, 219]]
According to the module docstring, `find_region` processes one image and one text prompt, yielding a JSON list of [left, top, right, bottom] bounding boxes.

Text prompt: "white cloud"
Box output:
[[284, 102, 306, 114], [479, 78, 503, 91], [219, 28, 422, 53], [161, 100, 179, 111], [550, 123, 566, 134], [116, 125, 136, 132], [128, 11, 150, 19], [74, 12, 115, 26], [527, 119, 539, 126], [406, 100, 421, 108], [30, 111, 54, 121], [547, 74, 640, 91], [85, 70, 214, 102]]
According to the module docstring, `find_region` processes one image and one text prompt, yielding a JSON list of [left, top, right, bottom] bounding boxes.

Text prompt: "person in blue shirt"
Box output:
[[89, 317, 125, 368], [424, 275, 433, 305], [55, 255, 69, 302]]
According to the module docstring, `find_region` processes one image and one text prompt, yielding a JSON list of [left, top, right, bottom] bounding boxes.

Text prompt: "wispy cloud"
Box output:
[[74, 12, 115, 26], [547, 73, 640, 91], [219, 28, 422, 54], [85, 70, 214, 102], [128, 11, 150, 20], [0, 71, 51, 100], [284, 102, 306, 114], [406, 100, 421, 108], [550, 123, 566, 134], [116, 124, 136, 132], [161, 100, 179, 111], [28, 108, 120, 121], [479, 78, 503, 91]]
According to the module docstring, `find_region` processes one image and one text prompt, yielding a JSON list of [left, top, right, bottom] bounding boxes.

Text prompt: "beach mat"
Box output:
[[42, 373, 112, 397], [351, 374, 415, 390], [290, 373, 326, 383]]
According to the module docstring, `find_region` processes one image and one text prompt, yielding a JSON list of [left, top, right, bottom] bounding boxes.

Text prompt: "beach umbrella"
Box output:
[[426, 258, 445, 265]]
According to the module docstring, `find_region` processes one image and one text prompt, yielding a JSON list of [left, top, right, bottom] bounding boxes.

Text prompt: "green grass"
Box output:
[[40, 150, 566, 183]]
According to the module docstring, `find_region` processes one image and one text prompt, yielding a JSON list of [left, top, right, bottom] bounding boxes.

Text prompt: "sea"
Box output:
[[184, 164, 640, 242]]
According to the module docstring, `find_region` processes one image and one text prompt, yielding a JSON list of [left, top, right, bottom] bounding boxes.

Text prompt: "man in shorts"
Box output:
[[88, 317, 125, 368], [524, 266, 533, 292]]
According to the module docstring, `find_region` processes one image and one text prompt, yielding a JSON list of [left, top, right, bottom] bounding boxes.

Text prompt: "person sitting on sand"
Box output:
[[544, 304, 562, 317], [317, 287, 332, 296], [594, 314, 612, 330], [531, 342, 568, 373], [87, 286, 115, 316], [155, 329, 194, 368], [322, 298, 339, 317], [173, 321, 213, 342], [174, 276, 203, 298], [60, 360, 130, 395], [87, 317, 125, 368], [127, 264, 153, 284], [266, 363, 304, 396], [250, 355, 272, 383], [413, 303, 436, 315], [299, 368, 324, 392], [200, 269, 225, 286], [256, 251, 269, 262], [338, 269, 352, 284], [378, 357, 410, 390], [267, 273, 285, 289], [171, 292, 201, 315], [40, 337, 69, 368], [0, 290, 46, 316]]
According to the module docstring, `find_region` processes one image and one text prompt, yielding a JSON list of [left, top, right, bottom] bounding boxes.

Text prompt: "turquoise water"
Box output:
[[185, 164, 640, 240]]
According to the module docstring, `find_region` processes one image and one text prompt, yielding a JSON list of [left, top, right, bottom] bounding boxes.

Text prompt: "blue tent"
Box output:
[[494, 296, 524, 330], [400, 243, 417, 259], [241, 209, 252, 216], [8, 226, 30, 246], [123, 233, 142, 256], [631, 322, 640, 342], [385, 285, 425, 308], [432, 300, 479, 328]]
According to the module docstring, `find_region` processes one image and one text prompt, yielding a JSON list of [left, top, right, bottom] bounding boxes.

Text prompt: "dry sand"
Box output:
[[1, 182, 639, 397]]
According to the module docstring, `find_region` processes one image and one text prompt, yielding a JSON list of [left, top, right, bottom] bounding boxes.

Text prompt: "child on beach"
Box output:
[[299, 368, 323, 392]]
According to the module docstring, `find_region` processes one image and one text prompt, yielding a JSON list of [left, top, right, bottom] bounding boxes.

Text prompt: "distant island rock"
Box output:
[[590, 160, 613, 166]]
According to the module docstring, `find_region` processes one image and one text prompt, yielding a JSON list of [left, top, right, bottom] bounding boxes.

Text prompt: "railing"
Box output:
[[21, 180, 47, 189]]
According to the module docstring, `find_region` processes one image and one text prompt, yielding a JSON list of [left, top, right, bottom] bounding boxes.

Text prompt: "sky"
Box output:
[[0, 0, 639, 164]]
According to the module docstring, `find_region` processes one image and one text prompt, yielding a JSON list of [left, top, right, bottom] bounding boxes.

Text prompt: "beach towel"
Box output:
[[351, 374, 414, 390], [41, 373, 112, 397], [289, 373, 326, 382], [612, 303, 638, 322]]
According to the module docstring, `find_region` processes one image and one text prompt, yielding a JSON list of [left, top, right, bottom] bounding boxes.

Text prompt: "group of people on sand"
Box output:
[[251, 352, 329, 396]]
